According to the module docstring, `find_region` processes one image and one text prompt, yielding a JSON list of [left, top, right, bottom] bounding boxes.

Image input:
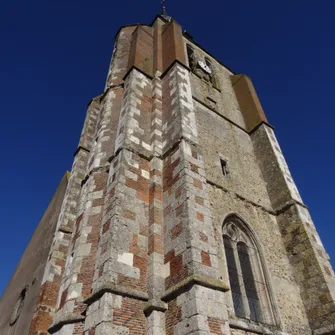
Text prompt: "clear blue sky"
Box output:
[[0, 0, 334, 296]]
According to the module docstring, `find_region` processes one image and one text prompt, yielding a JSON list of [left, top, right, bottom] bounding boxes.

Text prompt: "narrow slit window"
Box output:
[[221, 159, 229, 176]]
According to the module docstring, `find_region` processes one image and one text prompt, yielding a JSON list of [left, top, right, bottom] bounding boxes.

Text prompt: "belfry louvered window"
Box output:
[[223, 215, 275, 325]]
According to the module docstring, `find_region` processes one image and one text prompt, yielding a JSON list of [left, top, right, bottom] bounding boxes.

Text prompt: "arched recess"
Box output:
[[222, 214, 280, 327]]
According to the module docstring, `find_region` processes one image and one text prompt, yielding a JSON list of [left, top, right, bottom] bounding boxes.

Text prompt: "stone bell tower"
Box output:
[[1, 11, 335, 335]]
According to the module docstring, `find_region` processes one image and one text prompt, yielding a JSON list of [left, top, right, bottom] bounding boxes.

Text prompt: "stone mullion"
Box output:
[[29, 148, 90, 335], [231, 240, 251, 320]]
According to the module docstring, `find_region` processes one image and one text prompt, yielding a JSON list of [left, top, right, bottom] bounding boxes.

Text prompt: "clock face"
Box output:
[[198, 60, 212, 74]]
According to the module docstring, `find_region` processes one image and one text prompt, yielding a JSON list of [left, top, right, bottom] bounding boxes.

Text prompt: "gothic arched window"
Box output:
[[223, 215, 275, 325]]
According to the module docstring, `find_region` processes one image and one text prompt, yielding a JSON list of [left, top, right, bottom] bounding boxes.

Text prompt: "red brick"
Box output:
[[196, 212, 204, 222], [199, 232, 208, 242], [201, 251, 211, 267], [193, 178, 203, 190], [171, 223, 183, 239]]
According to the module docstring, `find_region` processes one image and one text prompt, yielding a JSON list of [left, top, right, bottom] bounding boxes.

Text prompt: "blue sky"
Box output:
[[0, 0, 334, 296]]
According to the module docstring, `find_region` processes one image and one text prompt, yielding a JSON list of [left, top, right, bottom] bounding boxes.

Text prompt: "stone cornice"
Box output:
[[84, 282, 149, 306], [48, 313, 85, 334], [161, 274, 229, 303]]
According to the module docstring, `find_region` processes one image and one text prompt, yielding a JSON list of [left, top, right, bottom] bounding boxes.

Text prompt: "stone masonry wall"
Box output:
[[185, 32, 335, 333], [252, 124, 335, 333], [3, 14, 335, 335], [193, 101, 310, 333], [29, 96, 100, 335], [185, 37, 246, 130], [0, 173, 68, 335]]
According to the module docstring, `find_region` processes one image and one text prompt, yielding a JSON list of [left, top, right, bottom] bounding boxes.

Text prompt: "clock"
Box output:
[[198, 60, 212, 74]]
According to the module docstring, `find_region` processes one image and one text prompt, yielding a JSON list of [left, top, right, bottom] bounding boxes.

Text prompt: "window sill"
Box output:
[[229, 318, 286, 335]]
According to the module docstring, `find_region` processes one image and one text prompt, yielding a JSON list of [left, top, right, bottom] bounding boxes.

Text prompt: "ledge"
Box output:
[[84, 282, 149, 306], [206, 179, 276, 215], [123, 65, 154, 82], [275, 199, 308, 214], [161, 274, 229, 302], [248, 120, 275, 134], [313, 324, 335, 335], [81, 165, 110, 188], [58, 225, 73, 234], [193, 96, 248, 134], [100, 84, 124, 102], [73, 145, 90, 157], [86, 93, 103, 107], [160, 59, 190, 80], [143, 299, 168, 316], [229, 318, 281, 335], [48, 313, 85, 334]]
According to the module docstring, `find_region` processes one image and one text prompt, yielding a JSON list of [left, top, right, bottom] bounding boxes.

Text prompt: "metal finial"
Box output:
[[161, 0, 167, 16]]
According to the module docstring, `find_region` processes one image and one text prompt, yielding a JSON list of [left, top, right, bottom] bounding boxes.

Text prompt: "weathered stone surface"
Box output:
[[1, 13, 334, 335], [0, 173, 69, 334]]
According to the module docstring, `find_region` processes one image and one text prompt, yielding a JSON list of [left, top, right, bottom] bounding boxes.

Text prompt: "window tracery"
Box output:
[[223, 215, 275, 325]]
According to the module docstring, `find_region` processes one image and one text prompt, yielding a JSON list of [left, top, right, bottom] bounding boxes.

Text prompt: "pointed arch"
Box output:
[[222, 214, 279, 326]]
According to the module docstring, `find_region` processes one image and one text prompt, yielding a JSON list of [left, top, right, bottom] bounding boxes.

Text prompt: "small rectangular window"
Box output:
[[221, 159, 229, 176]]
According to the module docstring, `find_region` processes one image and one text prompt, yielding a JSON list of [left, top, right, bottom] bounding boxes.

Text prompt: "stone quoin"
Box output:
[[1, 12, 335, 335]]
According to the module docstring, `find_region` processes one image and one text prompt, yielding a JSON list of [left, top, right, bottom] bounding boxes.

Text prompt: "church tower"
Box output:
[[1, 12, 335, 335]]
